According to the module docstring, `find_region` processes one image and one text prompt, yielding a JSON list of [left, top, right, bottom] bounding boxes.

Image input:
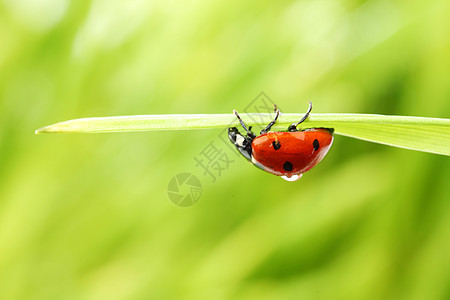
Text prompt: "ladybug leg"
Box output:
[[233, 110, 256, 138], [288, 101, 313, 132], [260, 108, 280, 134]]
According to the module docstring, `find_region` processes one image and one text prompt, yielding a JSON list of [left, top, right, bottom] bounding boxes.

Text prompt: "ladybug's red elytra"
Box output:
[[228, 102, 334, 181]]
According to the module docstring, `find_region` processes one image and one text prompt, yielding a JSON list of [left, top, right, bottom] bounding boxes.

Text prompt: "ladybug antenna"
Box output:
[[233, 110, 253, 136], [288, 101, 312, 131]]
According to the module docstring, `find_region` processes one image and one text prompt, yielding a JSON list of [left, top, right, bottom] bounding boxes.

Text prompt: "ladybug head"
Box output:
[[227, 127, 254, 161]]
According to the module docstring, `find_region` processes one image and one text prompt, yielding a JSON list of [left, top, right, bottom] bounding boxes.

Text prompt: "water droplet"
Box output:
[[281, 174, 302, 182]]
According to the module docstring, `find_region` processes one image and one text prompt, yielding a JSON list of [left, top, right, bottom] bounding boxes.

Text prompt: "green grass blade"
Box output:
[[304, 114, 450, 156], [36, 113, 450, 156]]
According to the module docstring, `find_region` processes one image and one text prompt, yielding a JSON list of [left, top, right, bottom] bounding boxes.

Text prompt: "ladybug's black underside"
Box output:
[[227, 127, 254, 161]]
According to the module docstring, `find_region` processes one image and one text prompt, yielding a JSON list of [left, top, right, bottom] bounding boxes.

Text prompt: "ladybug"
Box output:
[[228, 102, 334, 181]]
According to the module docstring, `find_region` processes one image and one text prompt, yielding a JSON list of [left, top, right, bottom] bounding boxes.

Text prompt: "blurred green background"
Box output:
[[1, 0, 449, 299]]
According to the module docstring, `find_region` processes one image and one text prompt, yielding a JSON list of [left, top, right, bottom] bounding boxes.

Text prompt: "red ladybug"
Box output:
[[228, 102, 334, 181]]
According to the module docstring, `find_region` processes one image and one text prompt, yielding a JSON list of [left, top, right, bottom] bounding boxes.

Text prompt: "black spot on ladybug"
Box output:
[[283, 161, 293, 171], [272, 141, 281, 150], [313, 139, 319, 151]]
